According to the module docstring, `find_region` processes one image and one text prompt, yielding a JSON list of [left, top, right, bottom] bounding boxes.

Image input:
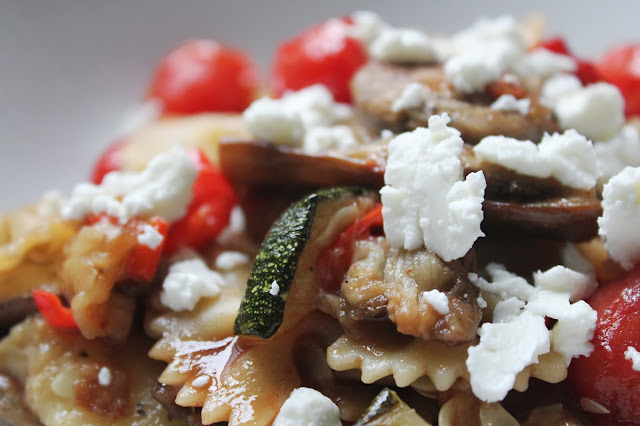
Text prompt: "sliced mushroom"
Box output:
[[0, 296, 38, 329], [151, 383, 203, 426], [220, 140, 601, 241], [351, 61, 558, 144]]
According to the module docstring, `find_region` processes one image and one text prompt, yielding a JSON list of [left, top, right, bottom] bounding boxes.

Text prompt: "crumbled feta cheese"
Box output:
[[512, 49, 576, 83], [380, 129, 394, 139], [370, 27, 440, 64], [451, 15, 526, 55], [466, 310, 550, 403], [273, 387, 341, 426], [469, 263, 536, 301], [419, 289, 450, 315], [98, 367, 112, 386], [349, 10, 388, 46], [540, 73, 582, 108], [380, 114, 486, 261], [304, 125, 358, 153], [598, 167, 640, 269], [595, 124, 640, 182], [243, 85, 352, 149], [474, 130, 599, 190], [214, 251, 250, 271], [62, 147, 197, 224], [492, 297, 525, 323], [561, 243, 595, 277], [137, 223, 164, 249], [160, 258, 223, 311], [444, 39, 520, 93], [476, 294, 488, 309], [625, 346, 640, 371], [490, 94, 530, 115], [391, 83, 430, 113], [525, 290, 597, 365], [269, 280, 280, 296], [217, 206, 247, 244], [191, 375, 211, 388], [553, 83, 625, 141], [533, 265, 597, 302]]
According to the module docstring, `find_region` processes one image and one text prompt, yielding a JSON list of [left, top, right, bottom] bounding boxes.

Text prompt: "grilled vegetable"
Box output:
[[354, 388, 430, 426], [234, 187, 378, 339]]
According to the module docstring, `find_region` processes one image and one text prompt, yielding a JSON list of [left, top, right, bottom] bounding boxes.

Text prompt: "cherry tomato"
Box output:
[[32, 290, 77, 329], [597, 43, 640, 117], [271, 17, 368, 103], [90, 139, 127, 184], [568, 265, 640, 425], [316, 204, 383, 293], [536, 37, 601, 85], [147, 39, 259, 114], [164, 150, 237, 253]]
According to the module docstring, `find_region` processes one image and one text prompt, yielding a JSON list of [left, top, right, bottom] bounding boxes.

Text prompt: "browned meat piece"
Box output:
[[151, 383, 203, 426], [351, 61, 559, 144]]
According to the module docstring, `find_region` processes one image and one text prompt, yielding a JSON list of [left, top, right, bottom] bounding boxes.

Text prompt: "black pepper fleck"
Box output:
[[136, 402, 146, 416]]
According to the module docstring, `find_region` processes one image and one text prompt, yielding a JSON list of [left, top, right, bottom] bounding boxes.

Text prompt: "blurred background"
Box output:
[[1, 0, 637, 210]]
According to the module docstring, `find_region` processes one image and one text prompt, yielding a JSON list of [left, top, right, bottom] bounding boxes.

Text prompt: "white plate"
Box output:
[[1, 0, 636, 210]]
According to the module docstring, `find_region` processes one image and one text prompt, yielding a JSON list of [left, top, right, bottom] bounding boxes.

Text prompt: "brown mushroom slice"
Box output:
[[220, 140, 600, 241], [0, 296, 38, 330], [151, 383, 203, 426], [351, 61, 558, 144]]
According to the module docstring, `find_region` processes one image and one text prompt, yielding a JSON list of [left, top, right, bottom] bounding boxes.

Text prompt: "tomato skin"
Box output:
[[535, 37, 601, 85], [597, 44, 640, 117], [271, 17, 368, 103], [90, 139, 127, 184], [568, 266, 640, 425], [32, 290, 77, 329], [148, 39, 259, 114], [164, 150, 237, 254]]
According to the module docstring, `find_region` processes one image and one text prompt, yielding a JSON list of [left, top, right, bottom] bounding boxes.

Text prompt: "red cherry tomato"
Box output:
[[568, 265, 640, 425], [90, 139, 127, 184], [147, 39, 259, 114], [316, 204, 383, 293], [536, 37, 601, 85], [271, 17, 368, 103], [164, 150, 237, 253], [597, 44, 640, 117], [32, 290, 77, 329]]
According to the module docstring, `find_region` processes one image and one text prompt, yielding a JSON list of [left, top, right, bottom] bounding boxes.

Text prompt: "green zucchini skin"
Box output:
[[234, 186, 369, 339], [354, 388, 401, 426]]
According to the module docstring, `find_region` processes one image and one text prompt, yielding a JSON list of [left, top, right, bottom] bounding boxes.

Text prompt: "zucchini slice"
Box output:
[[354, 388, 432, 426], [234, 186, 377, 339]]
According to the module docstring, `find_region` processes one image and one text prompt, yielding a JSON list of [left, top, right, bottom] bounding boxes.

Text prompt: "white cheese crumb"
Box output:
[[191, 375, 210, 388], [243, 85, 351, 148], [349, 10, 388, 47], [469, 263, 536, 302], [512, 49, 576, 83], [62, 146, 197, 224], [217, 206, 247, 244], [561, 243, 595, 277], [466, 310, 550, 403], [474, 130, 599, 190], [595, 124, 640, 182], [391, 83, 430, 113], [370, 27, 440, 64], [476, 295, 488, 309], [304, 125, 358, 153], [450, 15, 526, 55], [419, 289, 450, 315], [492, 297, 525, 323], [598, 167, 640, 270], [540, 73, 582, 108], [380, 129, 394, 139], [625, 346, 640, 371], [160, 258, 223, 311], [490, 94, 530, 115], [214, 251, 250, 271], [380, 114, 486, 261], [98, 367, 112, 387], [533, 265, 597, 303], [579, 397, 611, 414], [269, 280, 280, 296], [553, 82, 625, 142], [137, 223, 164, 249], [273, 387, 341, 426]]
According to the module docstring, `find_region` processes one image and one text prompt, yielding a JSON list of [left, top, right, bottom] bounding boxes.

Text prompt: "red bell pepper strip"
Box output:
[[32, 289, 77, 329], [164, 149, 238, 254], [317, 203, 384, 293]]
